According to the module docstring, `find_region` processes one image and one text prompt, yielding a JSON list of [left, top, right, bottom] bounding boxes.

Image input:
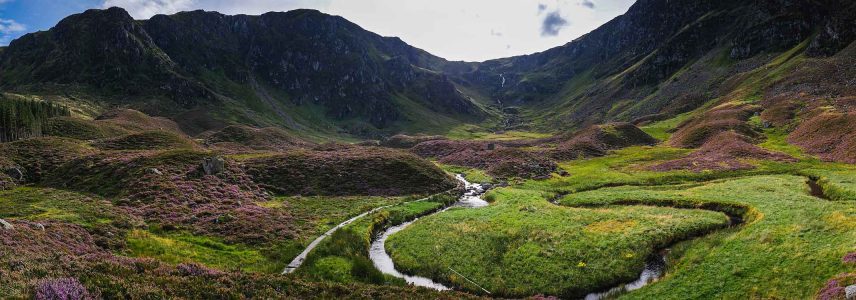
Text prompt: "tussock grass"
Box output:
[[562, 175, 856, 299], [386, 187, 729, 298]]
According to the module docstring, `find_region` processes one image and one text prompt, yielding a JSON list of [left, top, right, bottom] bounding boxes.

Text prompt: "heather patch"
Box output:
[[411, 139, 493, 158], [201, 125, 309, 153], [410, 138, 557, 179], [816, 273, 856, 300], [439, 147, 556, 179], [669, 102, 761, 148], [789, 112, 856, 163], [34, 277, 94, 300], [650, 131, 796, 172], [92, 130, 198, 151], [44, 150, 293, 244], [552, 122, 658, 160], [244, 147, 456, 196], [0, 137, 95, 182]]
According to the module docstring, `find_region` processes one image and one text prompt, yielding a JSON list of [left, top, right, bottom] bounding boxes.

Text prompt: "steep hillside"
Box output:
[[0, 8, 486, 137], [453, 0, 855, 132]]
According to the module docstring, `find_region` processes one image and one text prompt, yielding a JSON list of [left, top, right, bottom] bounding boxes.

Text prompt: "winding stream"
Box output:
[[368, 175, 745, 299], [368, 174, 488, 290]]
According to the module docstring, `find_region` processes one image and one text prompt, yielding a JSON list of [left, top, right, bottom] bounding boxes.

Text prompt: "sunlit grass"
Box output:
[[562, 175, 856, 299], [386, 187, 729, 297]]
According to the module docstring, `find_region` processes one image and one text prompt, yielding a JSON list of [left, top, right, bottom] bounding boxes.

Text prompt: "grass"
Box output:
[[263, 195, 415, 241], [802, 169, 856, 201], [437, 164, 495, 183], [385, 187, 730, 298], [124, 229, 287, 273], [561, 175, 856, 299], [0, 187, 127, 228], [381, 141, 855, 298], [757, 127, 808, 158], [639, 111, 694, 141], [445, 124, 552, 141], [521, 146, 695, 193], [296, 192, 458, 285]]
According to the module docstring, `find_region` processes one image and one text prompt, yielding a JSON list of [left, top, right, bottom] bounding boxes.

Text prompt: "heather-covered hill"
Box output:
[[243, 147, 457, 196]]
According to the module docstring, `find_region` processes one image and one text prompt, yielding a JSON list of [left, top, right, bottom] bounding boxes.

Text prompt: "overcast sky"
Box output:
[[0, 0, 635, 61]]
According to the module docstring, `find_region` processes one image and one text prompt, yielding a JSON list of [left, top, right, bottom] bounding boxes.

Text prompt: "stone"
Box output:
[[846, 284, 856, 300], [487, 143, 496, 150], [147, 168, 163, 175], [201, 157, 226, 175], [0, 218, 13, 230], [35, 223, 45, 231]]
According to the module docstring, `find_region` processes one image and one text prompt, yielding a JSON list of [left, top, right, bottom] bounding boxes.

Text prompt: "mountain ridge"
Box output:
[[0, 0, 853, 140]]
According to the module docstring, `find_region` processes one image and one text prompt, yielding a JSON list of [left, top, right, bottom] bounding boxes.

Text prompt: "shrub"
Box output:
[[34, 278, 93, 300]]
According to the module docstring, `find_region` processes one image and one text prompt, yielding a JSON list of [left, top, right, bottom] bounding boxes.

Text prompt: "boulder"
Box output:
[[0, 218, 13, 230], [201, 157, 225, 175], [846, 284, 856, 300]]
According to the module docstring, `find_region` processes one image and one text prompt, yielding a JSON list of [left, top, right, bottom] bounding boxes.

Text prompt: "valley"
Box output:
[[0, 0, 855, 299]]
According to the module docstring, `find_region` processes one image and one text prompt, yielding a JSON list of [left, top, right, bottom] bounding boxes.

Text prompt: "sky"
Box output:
[[0, 0, 635, 62]]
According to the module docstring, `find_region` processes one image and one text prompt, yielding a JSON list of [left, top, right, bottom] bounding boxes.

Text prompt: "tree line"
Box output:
[[0, 96, 70, 142]]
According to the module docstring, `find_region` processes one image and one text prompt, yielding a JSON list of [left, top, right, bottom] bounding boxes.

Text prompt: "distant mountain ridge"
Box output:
[[0, 7, 483, 136]]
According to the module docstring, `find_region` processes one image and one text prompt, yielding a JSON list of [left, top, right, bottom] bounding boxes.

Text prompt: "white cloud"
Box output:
[[0, 18, 25, 34], [102, 0, 197, 19], [0, 18, 26, 46]]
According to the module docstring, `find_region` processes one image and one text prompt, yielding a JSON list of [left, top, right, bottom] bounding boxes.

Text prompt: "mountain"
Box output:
[[0, 0, 853, 140], [451, 0, 855, 130], [0, 7, 485, 137]]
